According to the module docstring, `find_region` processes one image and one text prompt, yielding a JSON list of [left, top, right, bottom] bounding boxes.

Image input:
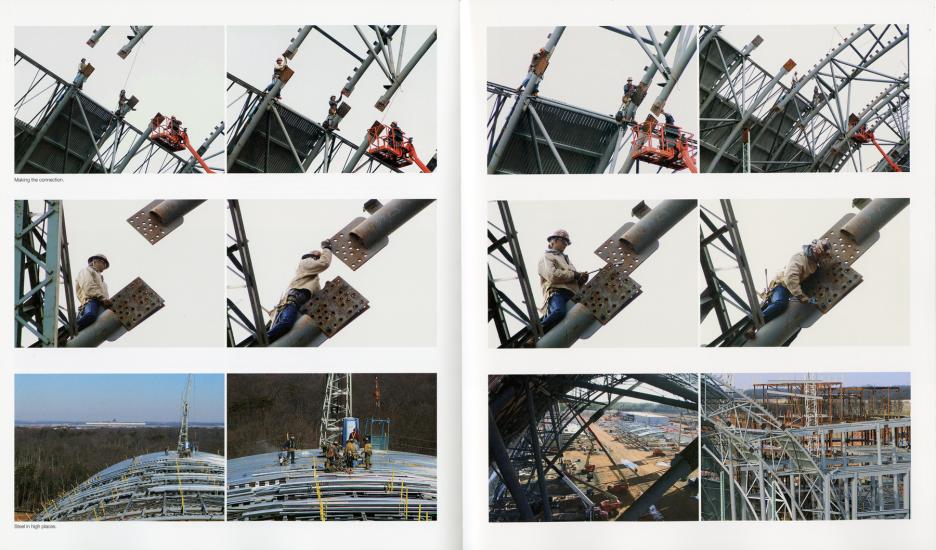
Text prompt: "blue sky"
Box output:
[[15, 374, 224, 423], [727, 372, 910, 390]]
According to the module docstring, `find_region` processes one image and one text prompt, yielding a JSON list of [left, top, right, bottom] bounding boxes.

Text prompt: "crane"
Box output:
[[177, 375, 194, 458]]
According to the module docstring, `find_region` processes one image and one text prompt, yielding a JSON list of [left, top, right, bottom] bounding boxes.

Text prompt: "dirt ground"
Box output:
[[555, 419, 698, 521]]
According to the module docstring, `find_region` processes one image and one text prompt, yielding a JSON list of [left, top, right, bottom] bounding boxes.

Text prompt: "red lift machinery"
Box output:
[[365, 121, 432, 173], [629, 118, 698, 173], [848, 115, 902, 172], [148, 113, 215, 173]]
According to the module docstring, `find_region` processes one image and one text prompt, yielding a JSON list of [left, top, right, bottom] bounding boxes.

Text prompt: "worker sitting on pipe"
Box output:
[[537, 230, 590, 334], [266, 240, 333, 343], [747, 239, 831, 339], [75, 254, 112, 331]]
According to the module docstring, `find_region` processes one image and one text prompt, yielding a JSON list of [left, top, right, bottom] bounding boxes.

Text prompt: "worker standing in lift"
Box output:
[[538, 230, 589, 334], [266, 240, 333, 343], [662, 111, 680, 152], [747, 239, 831, 341], [389, 121, 404, 151], [75, 254, 112, 331]]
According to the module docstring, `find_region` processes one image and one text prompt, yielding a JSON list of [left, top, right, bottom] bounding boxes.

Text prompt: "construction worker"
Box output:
[[264, 56, 288, 100], [847, 113, 869, 139], [389, 121, 404, 151], [344, 438, 358, 472], [324, 95, 340, 130], [73, 58, 88, 89], [519, 47, 549, 97], [662, 112, 680, 151], [538, 230, 589, 333], [324, 442, 337, 471], [749, 239, 832, 340], [281, 434, 297, 464], [363, 437, 373, 470], [622, 77, 637, 105], [75, 254, 111, 331], [266, 240, 333, 343]]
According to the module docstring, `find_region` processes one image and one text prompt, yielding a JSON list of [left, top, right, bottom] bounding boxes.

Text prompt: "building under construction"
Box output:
[[700, 373, 910, 520], [489, 374, 698, 521], [226, 373, 437, 521], [487, 26, 698, 175], [14, 26, 224, 174], [698, 25, 909, 173], [226, 26, 436, 174], [32, 375, 226, 521]]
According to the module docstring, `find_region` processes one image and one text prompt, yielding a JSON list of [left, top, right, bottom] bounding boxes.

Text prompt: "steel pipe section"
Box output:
[[375, 29, 437, 111], [350, 199, 434, 248], [64, 309, 127, 348], [487, 27, 565, 174], [535, 303, 601, 348], [268, 315, 327, 348], [149, 200, 206, 226], [841, 198, 909, 244], [620, 437, 698, 520], [621, 199, 696, 253]]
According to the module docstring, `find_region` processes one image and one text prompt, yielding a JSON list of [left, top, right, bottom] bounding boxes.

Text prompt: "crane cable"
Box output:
[[122, 37, 144, 90]]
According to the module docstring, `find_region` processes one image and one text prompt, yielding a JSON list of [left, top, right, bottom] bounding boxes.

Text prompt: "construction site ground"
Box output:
[[545, 417, 697, 521]]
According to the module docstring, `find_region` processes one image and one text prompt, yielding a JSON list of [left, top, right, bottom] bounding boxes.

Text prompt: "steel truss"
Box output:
[[320, 373, 353, 448], [699, 200, 763, 346], [486, 26, 698, 175], [700, 374, 910, 521], [14, 200, 77, 347], [225, 25, 435, 174], [487, 201, 542, 347], [226, 200, 269, 347], [699, 25, 909, 173], [14, 49, 223, 174], [489, 374, 698, 522]]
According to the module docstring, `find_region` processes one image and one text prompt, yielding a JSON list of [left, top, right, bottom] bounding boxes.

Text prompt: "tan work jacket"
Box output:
[[75, 266, 109, 306], [286, 249, 332, 295], [766, 251, 820, 298], [538, 250, 580, 311]]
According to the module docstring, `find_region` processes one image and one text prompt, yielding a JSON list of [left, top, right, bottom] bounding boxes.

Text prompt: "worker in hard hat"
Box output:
[[344, 437, 358, 472], [622, 77, 637, 105], [389, 121, 405, 151], [266, 240, 333, 343], [73, 58, 89, 89], [363, 437, 373, 470], [518, 47, 549, 97], [324, 95, 340, 130], [282, 433, 297, 465], [662, 111, 680, 152], [264, 56, 288, 100], [75, 254, 111, 331], [538, 230, 590, 333], [748, 239, 832, 339]]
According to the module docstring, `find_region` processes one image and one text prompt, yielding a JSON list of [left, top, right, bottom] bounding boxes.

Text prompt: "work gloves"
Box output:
[[321, 239, 332, 250], [576, 271, 590, 285]]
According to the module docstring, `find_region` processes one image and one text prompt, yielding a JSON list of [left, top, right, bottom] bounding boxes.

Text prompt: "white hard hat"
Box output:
[[547, 229, 571, 245]]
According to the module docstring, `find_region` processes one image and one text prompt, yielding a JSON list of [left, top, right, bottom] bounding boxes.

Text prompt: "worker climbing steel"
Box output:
[[266, 241, 333, 343], [75, 254, 111, 331], [747, 239, 831, 342], [537, 230, 589, 334], [616, 77, 638, 122], [264, 56, 288, 100]]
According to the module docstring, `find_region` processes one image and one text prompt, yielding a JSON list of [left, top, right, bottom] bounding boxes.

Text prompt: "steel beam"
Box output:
[[375, 29, 437, 111], [117, 26, 152, 59], [621, 437, 698, 520], [487, 27, 565, 174]]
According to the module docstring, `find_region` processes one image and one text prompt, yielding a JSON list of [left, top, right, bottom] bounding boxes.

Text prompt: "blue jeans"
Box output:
[[540, 289, 574, 333], [266, 289, 311, 343], [76, 299, 103, 331], [761, 284, 792, 324]]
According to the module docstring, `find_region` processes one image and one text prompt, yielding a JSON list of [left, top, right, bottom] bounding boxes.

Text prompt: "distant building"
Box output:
[[621, 411, 669, 426]]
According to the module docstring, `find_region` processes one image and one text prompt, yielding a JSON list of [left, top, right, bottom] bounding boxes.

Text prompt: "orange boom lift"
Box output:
[[365, 121, 432, 173], [148, 113, 215, 173], [629, 118, 698, 173]]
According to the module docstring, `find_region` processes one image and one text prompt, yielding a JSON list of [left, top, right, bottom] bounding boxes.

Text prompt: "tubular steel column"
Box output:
[[14, 200, 65, 347], [349, 199, 434, 248], [228, 200, 268, 347], [112, 120, 157, 173], [525, 381, 552, 521], [180, 122, 224, 173], [342, 26, 400, 97], [489, 407, 535, 521], [117, 26, 152, 59], [342, 30, 438, 172], [487, 27, 565, 174]]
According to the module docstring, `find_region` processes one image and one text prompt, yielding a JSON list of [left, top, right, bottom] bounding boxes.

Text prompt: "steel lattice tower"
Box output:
[[319, 373, 353, 448]]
